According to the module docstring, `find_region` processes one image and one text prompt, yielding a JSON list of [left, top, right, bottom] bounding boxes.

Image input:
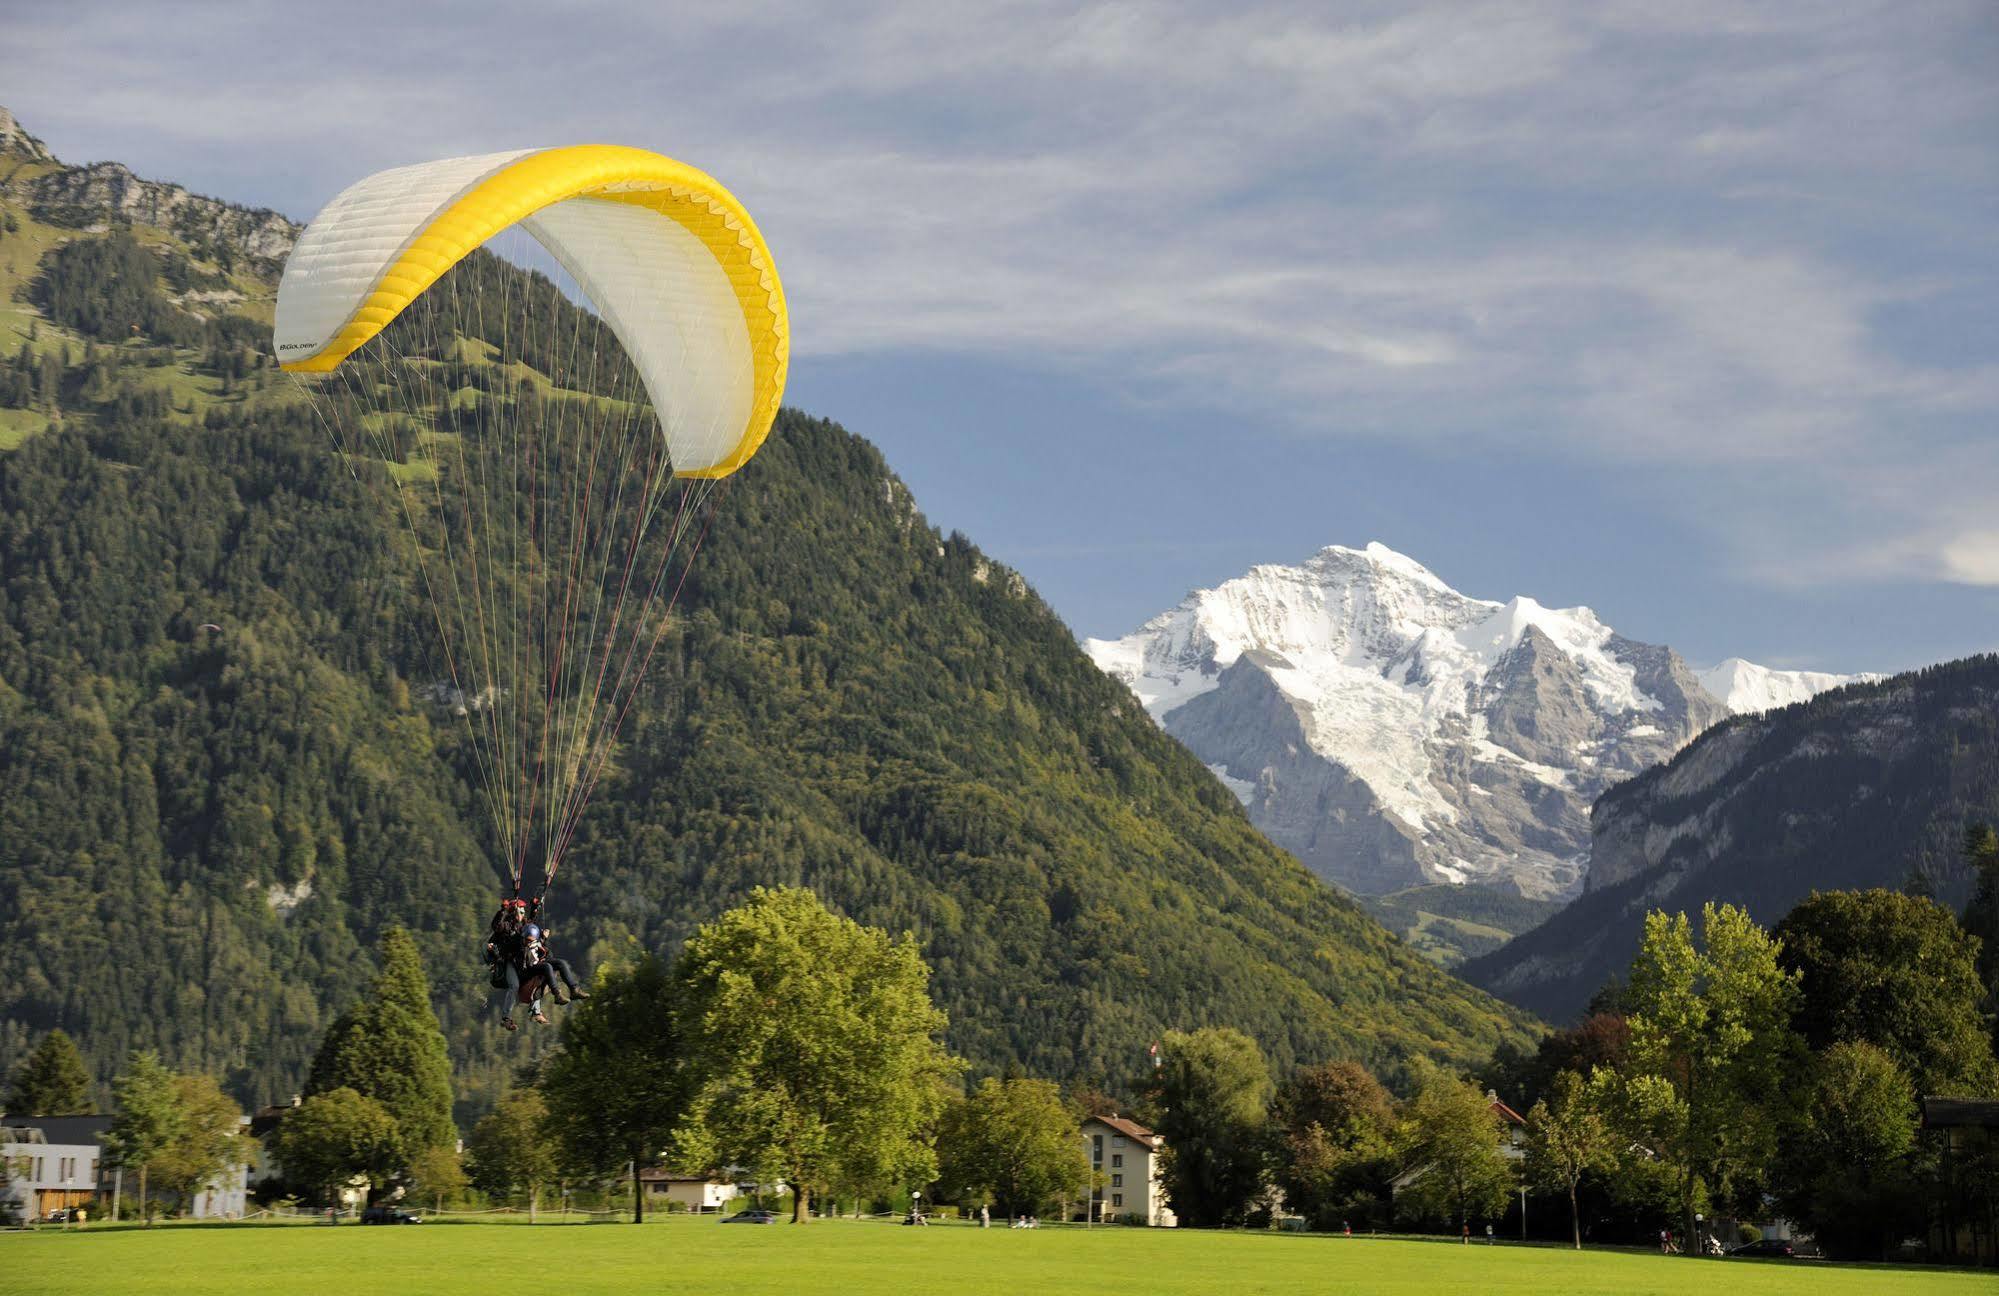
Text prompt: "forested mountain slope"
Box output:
[[0, 111, 1535, 1117], [1464, 656, 1999, 1021]]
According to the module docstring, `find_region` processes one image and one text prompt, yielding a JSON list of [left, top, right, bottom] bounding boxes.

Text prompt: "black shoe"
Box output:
[[549, 989, 569, 1005], [501, 1017, 517, 1032]]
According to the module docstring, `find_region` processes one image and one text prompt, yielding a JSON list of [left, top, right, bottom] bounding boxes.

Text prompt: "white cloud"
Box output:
[[4, 0, 1995, 590]]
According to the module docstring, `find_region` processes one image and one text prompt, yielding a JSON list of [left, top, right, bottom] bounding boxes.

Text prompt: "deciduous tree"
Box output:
[[1272, 1060, 1393, 1231], [1776, 889, 1998, 1095], [103, 1051, 183, 1225], [1393, 1070, 1513, 1232], [1524, 1070, 1615, 1249], [672, 887, 959, 1223], [1774, 1041, 1922, 1260], [465, 1090, 561, 1222], [1626, 904, 1801, 1251], [936, 1077, 1089, 1218], [272, 1087, 401, 1206], [541, 951, 682, 1223], [404, 1143, 468, 1214], [150, 1073, 246, 1214], [1150, 1027, 1274, 1228]]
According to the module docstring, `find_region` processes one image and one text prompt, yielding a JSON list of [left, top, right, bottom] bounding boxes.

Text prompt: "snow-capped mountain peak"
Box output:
[[1696, 657, 1878, 714], [1086, 543, 1861, 900]]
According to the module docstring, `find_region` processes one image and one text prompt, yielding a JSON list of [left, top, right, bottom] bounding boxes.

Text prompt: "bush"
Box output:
[[1737, 1222, 1764, 1245]]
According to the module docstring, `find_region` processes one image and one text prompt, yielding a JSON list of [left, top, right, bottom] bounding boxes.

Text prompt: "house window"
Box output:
[[1091, 1134, 1103, 1162], [1111, 1153, 1122, 1168], [1111, 1174, 1123, 1188], [1112, 1135, 1126, 1148], [1112, 1193, 1124, 1208]]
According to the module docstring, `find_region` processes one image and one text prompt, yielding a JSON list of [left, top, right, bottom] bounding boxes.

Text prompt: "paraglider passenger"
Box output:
[[520, 923, 588, 1006]]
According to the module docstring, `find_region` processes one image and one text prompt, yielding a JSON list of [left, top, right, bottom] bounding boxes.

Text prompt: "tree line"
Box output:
[[1070, 835, 1999, 1260], [13, 849, 1996, 1260]]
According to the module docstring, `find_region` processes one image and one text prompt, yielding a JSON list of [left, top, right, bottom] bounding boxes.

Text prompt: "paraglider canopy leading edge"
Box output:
[[274, 144, 787, 476], [272, 144, 788, 897]]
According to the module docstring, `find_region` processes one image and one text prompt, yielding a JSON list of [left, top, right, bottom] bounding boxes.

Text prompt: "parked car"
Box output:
[[361, 1205, 423, 1225], [722, 1209, 779, 1224], [1727, 1238, 1795, 1258], [43, 1208, 74, 1223]]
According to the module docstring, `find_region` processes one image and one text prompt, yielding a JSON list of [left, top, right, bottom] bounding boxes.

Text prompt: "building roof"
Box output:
[[6, 1115, 112, 1147], [1921, 1097, 1999, 1129], [1084, 1114, 1158, 1144], [636, 1168, 730, 1184], [1489, 1097, 1526, 1127]]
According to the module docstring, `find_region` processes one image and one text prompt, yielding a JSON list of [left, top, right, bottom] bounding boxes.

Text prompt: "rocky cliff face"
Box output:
[[1087, 543, 1854, 900], [0, 103, 297, 262], [0, 106, 55, 164], [1462, 655, 1999, 1020], [23, 162, 298, 260]]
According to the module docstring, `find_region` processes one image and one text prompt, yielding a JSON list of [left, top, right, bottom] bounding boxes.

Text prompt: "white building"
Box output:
[[187, 1117, 252, 1219], [1081, 1114, 1175, 1227], [3, 1112, 250, 1221], [2, 1116, 107, 1220], [637, 1169, 742, 1212]]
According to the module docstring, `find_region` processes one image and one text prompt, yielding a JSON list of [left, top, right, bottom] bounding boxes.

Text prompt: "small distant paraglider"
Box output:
[[198, 623, 223, 633]]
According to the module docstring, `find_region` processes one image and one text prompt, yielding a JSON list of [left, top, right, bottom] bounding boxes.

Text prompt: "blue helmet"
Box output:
[[524, 924, 542, 941]]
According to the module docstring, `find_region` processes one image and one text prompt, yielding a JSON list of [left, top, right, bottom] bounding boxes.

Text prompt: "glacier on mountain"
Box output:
[[1086, 543, 1860, 900], [1696, 657, 1877, 713]]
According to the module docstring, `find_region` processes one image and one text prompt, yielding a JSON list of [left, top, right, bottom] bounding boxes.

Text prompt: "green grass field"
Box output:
[[3, 1217, 1986, 1295]]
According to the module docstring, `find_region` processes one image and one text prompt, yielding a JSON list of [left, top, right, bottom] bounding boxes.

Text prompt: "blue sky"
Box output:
[[9, 2, 1997, 671]]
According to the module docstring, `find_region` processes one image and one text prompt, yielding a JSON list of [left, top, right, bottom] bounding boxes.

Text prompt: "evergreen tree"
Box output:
[[1149, 1027, 1274, 1228], [672, 887, 958, 1223], [305, 928, 456, 1163], [103, 1051, 183, 1225], [5, 1029, 94, 1114]]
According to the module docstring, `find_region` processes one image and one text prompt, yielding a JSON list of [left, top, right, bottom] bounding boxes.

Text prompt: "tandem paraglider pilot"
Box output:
[[485, 895, 588, 1031]]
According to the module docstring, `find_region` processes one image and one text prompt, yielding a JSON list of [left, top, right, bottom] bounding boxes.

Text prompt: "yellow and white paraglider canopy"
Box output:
[[273, 144, 787, 478]]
